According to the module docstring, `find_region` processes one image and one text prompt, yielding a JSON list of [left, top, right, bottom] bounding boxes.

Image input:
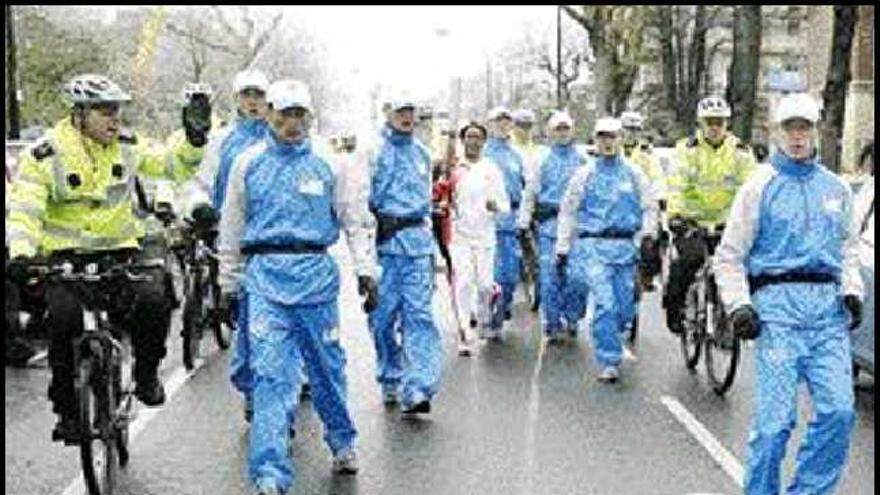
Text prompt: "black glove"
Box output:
[[730, 305, 760, 340], [516, 228, 528, 244], [217, 292, 239, 326], [7, 256, 31, 285], [843, 294, 863, 331], [182, 96, 212, 147], [357, 275, 379, 313], [486, 199, 499, 213], [640, 236, 657, 260], [191, 203, 219, 227], [556, 254, 568, 280]]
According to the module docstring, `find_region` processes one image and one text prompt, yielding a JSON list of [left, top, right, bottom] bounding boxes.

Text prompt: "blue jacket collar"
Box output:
[[270, 133, 311, 157], [385, 125, 414, 146], [551, 142, 574, 155], [596, 154, 620, 167], [770, 150, 818, 178]]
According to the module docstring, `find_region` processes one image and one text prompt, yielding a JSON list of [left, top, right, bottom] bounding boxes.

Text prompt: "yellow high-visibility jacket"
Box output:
[[667, 130, 756, 226], [6, 118, 202, 257], [624, 143, 664, 198]]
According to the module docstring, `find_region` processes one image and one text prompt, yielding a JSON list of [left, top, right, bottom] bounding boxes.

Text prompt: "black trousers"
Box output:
[[46, 243, 172, 418], [431, 213, 452, 275], [663, 234, 707, 312]]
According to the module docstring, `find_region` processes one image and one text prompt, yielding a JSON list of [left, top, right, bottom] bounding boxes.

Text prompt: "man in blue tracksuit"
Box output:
[[518, 110, 587, 343], [366, 96, 444, 414], [183, 69, 274, 415], [218, 80, 377, 495], [484, 106, 526, 338], [556, 117, 657, 382], [715, 93, 863, 495]]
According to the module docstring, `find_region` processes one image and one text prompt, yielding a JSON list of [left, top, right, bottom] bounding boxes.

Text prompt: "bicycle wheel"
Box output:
[[209, 260, 230, 350], [182, 266, 203, 371], [114, 334, 133, 468], [78, 356, 117, 495], [628, 281, 641, 346], [679, 284, 702, 369], [705, 300, 740, 395]]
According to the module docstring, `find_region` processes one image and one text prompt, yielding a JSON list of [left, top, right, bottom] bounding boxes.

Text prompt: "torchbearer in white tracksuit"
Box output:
[[448, 121, 509, 355]]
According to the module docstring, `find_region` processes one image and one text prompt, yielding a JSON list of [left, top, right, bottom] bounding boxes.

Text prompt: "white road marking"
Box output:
[[660, 395, 745, 488], [60, 359, 206, 495]]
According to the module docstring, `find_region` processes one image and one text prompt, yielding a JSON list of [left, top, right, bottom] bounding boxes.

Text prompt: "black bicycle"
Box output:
[[27, 253, 163, 495], [675, 223, 741, 395], [169, 219, 230, 371]]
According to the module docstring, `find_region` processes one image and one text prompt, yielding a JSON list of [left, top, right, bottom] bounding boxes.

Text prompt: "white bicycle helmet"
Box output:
[[513, 108, 536, 125], [773, 93, 820, 124], [417, 104, 434, 120], [182, 82, 213, 104], [696, 97, 731, 119], [64, 74, 131, 106], [620, 111, 645, 129]]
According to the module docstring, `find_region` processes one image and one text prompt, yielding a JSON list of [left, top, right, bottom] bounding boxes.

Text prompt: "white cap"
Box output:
[[266, 80, 313, 113], [487, 106, 513, 121], [547, 110, 574, 130], [389, 97, 417, 112], [774, 92, 820, 124], [594, 117, 623, 135], [233, 70, 270, 93], [620, 111, 644, 129]]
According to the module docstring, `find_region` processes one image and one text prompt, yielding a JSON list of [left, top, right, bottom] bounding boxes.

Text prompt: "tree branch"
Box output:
[[562, 5, 595, 32], [165, 21, 240, 56]]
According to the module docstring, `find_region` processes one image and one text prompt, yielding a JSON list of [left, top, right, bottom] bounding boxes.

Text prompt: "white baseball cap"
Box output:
[[266, 80, 313, 113], [594, 117, 623, 135], [774, 92, 820, 124], [233, 70, 270, 93]]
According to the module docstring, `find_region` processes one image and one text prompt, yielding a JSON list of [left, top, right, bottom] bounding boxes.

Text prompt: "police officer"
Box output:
[[6, 74, 204, 440], [621, 111, 664, 291], [218, 80, 376, 495], [664, 96, 756, 334], [714, 92, 863, 494]]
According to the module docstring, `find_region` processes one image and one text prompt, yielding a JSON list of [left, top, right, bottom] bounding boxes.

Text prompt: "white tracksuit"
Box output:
[[449, 157, 509, 338]]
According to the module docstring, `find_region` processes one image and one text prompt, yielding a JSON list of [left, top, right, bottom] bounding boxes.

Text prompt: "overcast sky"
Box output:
[[91, 5, 559, 98]]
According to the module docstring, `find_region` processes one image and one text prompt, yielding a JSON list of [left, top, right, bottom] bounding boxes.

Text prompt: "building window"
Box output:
[[787, 7, 801, 35]]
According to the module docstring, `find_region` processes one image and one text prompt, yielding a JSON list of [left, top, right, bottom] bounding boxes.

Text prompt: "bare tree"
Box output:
[[165, 6, 283, 72], [821, 6, 859, 173], [564, 6, 640, 116], [726, 6, 762, 142]]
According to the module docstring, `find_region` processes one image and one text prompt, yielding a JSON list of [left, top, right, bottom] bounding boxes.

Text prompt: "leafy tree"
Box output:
[[10, 6, 110, 130]]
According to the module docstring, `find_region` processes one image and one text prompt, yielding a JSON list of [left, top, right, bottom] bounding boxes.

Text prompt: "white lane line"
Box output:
[[60, 359, 206, 495], [660, 395, 745, 488]]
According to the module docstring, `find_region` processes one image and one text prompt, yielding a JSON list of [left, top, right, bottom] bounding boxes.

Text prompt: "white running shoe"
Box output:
[[622, 344, 638, 362], [597, 366, 620, 383], [332, 448, 359, 475]]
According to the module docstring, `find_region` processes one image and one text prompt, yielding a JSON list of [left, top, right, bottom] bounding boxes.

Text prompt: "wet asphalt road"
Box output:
[[5, 245, 875, 495]]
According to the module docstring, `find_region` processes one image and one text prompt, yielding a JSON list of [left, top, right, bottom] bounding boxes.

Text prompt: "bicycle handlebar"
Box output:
[[24, 258, 164, 284]]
